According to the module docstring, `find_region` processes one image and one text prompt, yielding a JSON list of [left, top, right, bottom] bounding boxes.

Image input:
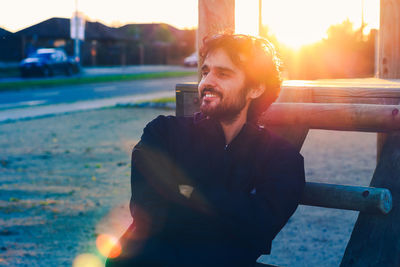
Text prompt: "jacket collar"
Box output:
[[193, 112, 262, 147]]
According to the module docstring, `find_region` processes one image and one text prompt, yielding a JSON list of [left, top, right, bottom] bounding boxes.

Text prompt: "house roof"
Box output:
[[16, 18, 71, 39], [0, 27, 11, 37], [15, 17, 125, 40], [13, 17, 190, 43]]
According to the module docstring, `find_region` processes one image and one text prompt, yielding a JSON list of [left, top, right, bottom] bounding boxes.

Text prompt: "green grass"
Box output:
[[0, 67, 19, 78], [146, 97, 176, 103], [0, 71, 196, 91]]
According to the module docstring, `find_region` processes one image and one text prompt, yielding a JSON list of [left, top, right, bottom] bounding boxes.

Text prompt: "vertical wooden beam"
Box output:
[[341, 133, 400, 266], [258, 0, 262, 36], [376, 0, 400, 162], [198, 0, 235, 50], [198, 0, 235, 80], [377, 0, 400, 79], [342, 1, 400, 265]]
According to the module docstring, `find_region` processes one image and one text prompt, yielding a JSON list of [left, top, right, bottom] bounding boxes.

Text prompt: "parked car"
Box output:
[[19, 48, 80, 78], [183, 52, 198, 67]]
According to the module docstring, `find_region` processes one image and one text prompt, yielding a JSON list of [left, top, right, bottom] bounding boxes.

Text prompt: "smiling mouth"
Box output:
[[201, 89, 221, 99], [204, 92, 217, 98]]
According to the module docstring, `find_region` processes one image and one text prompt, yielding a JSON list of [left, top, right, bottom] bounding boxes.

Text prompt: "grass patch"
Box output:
[[0, 66, 19, 78], [146, 97, 176, 103], [0, 71, 196, 91], [116, 96, 176, 109]]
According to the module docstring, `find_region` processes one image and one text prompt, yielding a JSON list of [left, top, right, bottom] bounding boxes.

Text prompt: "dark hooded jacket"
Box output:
[[106, 113, 305, 267]]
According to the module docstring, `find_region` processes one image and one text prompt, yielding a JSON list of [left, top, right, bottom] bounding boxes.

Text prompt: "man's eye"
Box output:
[[218, 72, 228, 77], [202, 71, 209, 76]]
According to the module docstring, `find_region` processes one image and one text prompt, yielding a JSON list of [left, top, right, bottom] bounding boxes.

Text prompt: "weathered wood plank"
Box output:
[[341, 132, 400, 266], [262, 103, 400, 132], [261, 85, 312, 151], [175, 83, 199, 117], [301, 182, 392, 214], [176, 81, 400, 102], [281, 85, 400, 100], [311, 96, 400, 105]]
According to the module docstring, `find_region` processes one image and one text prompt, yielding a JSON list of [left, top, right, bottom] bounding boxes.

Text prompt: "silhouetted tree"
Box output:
[[274, 19, 376, 79]]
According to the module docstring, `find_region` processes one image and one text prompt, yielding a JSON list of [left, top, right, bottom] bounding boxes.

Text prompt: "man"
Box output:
[[106, 34, 305, 267]]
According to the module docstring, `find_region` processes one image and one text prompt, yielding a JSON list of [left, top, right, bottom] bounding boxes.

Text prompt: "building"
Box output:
[[0, 18, 195, 66]]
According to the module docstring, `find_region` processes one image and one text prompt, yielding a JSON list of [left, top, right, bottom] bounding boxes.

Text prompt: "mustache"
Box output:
[[200, 87, 222, 98]]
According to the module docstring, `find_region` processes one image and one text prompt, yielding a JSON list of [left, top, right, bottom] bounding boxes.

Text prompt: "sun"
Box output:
[[235, 0, 380, 49]]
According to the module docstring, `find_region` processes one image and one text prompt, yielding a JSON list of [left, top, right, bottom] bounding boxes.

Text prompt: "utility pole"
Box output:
[[74, 0, 80, 63], [258, 0, 262, 36], [70, 0, 84, 64]]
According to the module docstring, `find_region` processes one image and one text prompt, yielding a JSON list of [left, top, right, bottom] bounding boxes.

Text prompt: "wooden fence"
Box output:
[[176, 78, 400, 266]]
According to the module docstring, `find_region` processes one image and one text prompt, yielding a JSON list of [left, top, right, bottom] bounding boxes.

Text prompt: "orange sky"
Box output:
[[236, 0, 380, 48], [0, 0, 379, 48]]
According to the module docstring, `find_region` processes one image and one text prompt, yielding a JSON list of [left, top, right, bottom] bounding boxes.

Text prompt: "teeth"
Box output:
[[205, 93, 216, 97]]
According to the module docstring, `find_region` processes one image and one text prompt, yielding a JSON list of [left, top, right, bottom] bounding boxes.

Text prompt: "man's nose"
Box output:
[[201, 72, 217, 87]]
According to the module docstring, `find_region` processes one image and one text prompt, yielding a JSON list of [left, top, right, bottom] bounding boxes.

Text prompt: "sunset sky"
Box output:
[[0, 0, 379, 48]]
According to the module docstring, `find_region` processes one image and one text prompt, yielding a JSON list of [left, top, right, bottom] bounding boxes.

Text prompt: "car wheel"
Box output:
[[65, 66, 73, 76], [42, 67, 53, 77], [20, 71, 29, 78]]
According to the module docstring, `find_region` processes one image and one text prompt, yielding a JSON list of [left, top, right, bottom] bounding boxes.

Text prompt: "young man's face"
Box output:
[[198, 48, 250, 121]]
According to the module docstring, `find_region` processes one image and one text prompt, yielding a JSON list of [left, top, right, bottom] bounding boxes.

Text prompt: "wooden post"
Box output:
[[377, 0, 400, 79], [198, 0, 235, 52], [262, 87, 312, 152], [377, 0, 400, 161], [198, 0, 235, 79], [341, 1, 400, 264], [341, 133, 400, 266]]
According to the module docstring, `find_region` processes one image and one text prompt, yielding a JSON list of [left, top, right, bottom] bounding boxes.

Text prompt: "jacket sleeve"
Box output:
[[193, 145, 305, 254], [129, 116, 184, 236]]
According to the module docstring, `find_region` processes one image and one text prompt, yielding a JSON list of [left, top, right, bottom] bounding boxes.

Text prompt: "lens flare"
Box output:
[[73, 253, 102, 267], [96, 234, 122, 258]]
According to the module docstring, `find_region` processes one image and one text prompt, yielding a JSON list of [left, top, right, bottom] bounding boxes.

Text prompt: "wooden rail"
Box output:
[[262, 103, 400, 132], [175, 82, 395, 215], [196, 0, 400, 265], [301, 182, 392, 214]]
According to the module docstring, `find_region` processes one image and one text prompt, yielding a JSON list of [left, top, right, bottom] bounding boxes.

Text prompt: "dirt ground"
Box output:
[[0, 107, 377, 266]]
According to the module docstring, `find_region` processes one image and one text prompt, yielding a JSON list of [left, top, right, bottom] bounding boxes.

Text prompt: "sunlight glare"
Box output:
[[73, 253, 102, 267], [235, 0, 259, 36], [236, 0, 380, 49], [96, 234, 122, 258]]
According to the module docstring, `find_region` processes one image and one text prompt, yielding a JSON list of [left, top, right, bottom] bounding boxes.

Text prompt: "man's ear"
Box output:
[[248, 84, 265, 100]]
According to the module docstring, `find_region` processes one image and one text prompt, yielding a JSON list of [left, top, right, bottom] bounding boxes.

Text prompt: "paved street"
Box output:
[[0, 75, 197, 122], [0, 65, 196, 82]]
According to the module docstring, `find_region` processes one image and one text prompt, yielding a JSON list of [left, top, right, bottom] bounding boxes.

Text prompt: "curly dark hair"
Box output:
[[199, 33, 282, 122]]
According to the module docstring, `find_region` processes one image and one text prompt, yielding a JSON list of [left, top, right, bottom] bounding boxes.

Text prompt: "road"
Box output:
[[0, 75, 197, 122], [0, 75, 196, 109], [0, 65, 196, 82]]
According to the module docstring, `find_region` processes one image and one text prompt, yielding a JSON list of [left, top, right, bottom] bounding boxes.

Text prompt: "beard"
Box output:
[[199, 87, 248, 122]]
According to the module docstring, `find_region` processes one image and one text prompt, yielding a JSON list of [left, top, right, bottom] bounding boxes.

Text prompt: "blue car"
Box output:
[[19, 48, 79, 78]]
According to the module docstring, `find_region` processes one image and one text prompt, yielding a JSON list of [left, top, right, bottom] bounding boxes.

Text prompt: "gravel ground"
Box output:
[[0, 107, 377, 266]]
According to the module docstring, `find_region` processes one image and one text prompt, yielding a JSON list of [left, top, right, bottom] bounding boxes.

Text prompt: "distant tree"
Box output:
[[127, 25, 142, 40], [260, 25, 294, 79], [154, 24, 175, 43], [259, 25, 280, 49], [281, 19, 375, 79]]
